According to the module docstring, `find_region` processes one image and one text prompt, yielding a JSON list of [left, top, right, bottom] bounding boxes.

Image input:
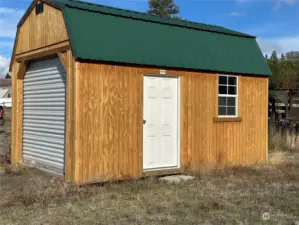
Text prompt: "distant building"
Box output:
[[0, 79, 12, 107], [0, 88, 12, 98]]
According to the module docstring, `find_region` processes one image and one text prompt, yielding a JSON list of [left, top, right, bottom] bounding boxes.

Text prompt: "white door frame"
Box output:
[[143, 74, 181, 171]]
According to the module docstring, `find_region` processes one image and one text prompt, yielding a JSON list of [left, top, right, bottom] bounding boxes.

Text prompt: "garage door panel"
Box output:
[[23, 130, 65, 140], [24, 89, 66, 96], [23, 57, 66, 175], [24, 106, 65, 111], [26, 60, 64, 71], [24, 84, 65, 92], [23, 126, 65, 135], [23, 146, 64, 159], [23, 155, 64, 171], [23, 136, 65, 148], [24, 71, 66, 80], [23, 93, 65, 99], [24, 78, 66, 86], [23, 101, 65, 107], [23, 115, 65, 121], [23, 122, 65, 131], [23, 110, 65, 117], [24, 119, 65, 126]]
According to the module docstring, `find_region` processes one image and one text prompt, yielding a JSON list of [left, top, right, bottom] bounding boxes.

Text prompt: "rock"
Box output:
[[159, 175, 195, 184]]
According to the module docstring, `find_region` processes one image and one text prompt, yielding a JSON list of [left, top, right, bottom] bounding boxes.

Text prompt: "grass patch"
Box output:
[[1, 163, 299, 225]]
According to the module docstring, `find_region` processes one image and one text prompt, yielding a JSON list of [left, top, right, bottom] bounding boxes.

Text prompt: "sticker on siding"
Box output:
[[160, 70, 166, 75]]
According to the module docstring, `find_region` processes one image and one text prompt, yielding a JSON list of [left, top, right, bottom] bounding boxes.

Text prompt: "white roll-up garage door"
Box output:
[[22, 57, 66, 175]]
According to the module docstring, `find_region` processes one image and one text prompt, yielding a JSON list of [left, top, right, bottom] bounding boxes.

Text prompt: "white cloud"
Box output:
[[228, 12, 245, 16], [0, 7, 24, 38], [0, 40, 14, 50], [274, 0, 297, 10], [257, 36, 299, 56], [234, 0, 297, 9], [0, 56, 9, 77]]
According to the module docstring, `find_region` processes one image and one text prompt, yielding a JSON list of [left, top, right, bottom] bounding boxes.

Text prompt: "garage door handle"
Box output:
[[143, 119, 146, 124]]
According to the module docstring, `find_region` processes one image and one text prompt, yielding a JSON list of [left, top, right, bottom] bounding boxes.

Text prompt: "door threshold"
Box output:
[[143, 168, 181, 177]]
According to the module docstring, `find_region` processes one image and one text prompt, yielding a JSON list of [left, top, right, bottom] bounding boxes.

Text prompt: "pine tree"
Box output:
[[268, 51, 282, 88], [147, 0, 180, 18], [270, 50, 278, 61], [5, 73, 11, 79], [265, 54, 268, 60]]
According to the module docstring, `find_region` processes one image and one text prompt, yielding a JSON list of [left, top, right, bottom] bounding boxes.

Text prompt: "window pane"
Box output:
[[219, 106, 226, 116], [218, 97, 226, 106], [219, 85, 227, 94], [219, 76, 227, 85], [227, 97, 235, 106], [227, 107, 236, 116], [228, 77, 237, 85], [228, 86, 236, 95]]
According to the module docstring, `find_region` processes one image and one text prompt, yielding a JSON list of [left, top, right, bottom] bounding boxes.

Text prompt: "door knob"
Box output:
[[143, 119, 146, 124]]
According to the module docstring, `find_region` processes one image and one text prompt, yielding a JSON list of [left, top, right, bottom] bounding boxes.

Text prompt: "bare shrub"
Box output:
[[269, 125, 299, 152]]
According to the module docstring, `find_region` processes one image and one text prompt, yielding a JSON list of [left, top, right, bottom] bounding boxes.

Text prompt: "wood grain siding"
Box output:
[[75, 63, 143, 183], [75, 63, 268, 183], [15, 3, 68, 55], [11, 61, 21, 163], [214, 76, 268, 166], [64, 50, 75, 181]]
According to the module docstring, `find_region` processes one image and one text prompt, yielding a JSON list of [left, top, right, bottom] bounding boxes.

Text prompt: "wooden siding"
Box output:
[[15, 2, 68, 55], [64, 50, 76, 180], [75, 63, 268, 183], [11, 61, 23, 163], [75, 62, 143, 183]]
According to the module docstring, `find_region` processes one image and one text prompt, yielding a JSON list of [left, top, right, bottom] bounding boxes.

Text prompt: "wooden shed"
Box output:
[[10, 0, 271, 183]]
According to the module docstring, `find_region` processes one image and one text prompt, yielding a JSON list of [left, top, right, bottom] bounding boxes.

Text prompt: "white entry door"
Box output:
[[143, 75, 179, 170]]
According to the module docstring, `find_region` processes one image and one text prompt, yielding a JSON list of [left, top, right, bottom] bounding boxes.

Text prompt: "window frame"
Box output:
[[218, 74, 238, 118]]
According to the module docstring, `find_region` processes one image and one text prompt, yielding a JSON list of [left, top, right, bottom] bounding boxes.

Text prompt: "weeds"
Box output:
[[10, 180, 97, 207], [269, 125, 299, 152], [2, 164, 26, 176]]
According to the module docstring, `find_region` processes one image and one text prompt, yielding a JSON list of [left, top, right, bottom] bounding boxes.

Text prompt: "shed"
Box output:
[[10, 0, 271, 183]]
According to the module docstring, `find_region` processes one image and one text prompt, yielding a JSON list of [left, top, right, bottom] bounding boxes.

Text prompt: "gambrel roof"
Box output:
[[16, 0, 271, 76]]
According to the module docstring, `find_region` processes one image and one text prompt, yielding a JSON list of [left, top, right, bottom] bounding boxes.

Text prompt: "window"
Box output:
[[218, 75, 238, 117], [36, 2, 44, 15]]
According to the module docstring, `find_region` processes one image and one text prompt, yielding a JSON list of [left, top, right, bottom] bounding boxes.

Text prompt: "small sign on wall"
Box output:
[[160, 70, 166, 75]]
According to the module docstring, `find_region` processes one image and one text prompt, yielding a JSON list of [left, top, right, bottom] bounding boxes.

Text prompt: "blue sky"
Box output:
[[0, 0, 299, 76]]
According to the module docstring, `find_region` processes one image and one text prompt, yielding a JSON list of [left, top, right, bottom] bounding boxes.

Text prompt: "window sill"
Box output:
[[213, 117, 242, 123]]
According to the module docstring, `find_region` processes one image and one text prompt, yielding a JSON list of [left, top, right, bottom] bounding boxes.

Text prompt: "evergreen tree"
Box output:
[[268, 51, 283, 88], [5, 73, 11, 79], [267, 51, 299, 90], [265, 54, 268, 60], [270, 50, 278, 61], [147, 0, 180, 18]]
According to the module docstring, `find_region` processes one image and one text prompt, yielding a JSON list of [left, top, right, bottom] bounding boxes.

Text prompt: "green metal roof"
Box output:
[[19, 0, 272, 76]]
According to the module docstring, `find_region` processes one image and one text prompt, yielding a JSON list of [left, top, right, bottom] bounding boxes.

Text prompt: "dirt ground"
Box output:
[[1, 153, 299, 225]]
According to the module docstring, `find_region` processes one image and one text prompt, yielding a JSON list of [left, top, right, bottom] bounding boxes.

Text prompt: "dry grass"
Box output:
[[269, 125, 299, 153], [1, 129, 299, 224], [1, 163, 299, 225], [268, 126, 299, 165]]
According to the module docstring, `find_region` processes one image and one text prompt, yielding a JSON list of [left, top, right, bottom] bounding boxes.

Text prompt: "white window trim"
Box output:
[[218, 74, 238, 118]]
